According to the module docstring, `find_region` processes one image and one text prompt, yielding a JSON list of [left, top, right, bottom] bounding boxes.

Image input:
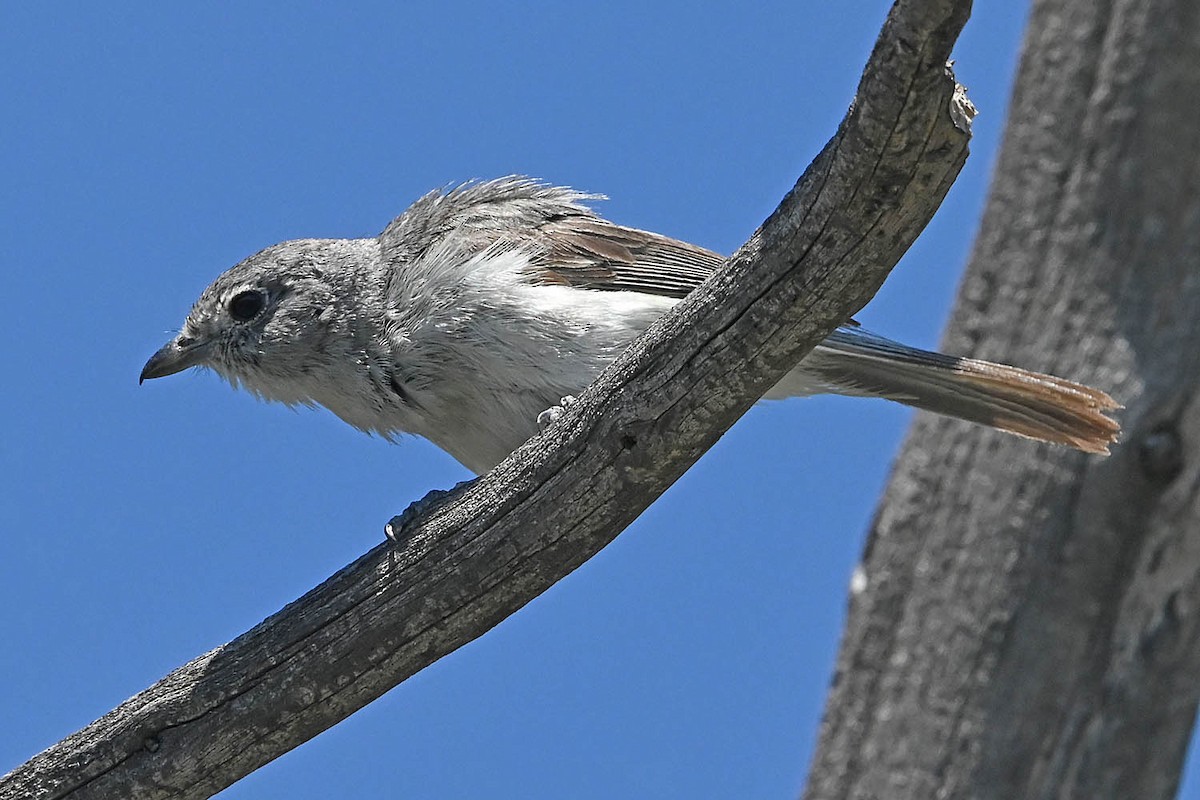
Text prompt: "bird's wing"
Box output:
[[380, 178, 722, 299], [527, 216, 726, 299], [386, 177, 851, 311]]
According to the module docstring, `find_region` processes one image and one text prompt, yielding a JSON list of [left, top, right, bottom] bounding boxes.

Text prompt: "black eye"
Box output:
[[228, 290, 266, 322]]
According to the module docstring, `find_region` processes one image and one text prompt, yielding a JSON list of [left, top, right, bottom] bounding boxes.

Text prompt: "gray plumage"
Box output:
[[141, 177, 1120, 473]]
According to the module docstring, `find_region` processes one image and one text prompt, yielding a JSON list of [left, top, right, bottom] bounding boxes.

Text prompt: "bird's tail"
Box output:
[[777, 327, 1121, 454]]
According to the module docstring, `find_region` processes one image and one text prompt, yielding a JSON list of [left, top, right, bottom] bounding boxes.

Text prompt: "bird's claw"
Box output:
[[385, 478, 478, 543], [536, 395, 578, 428]]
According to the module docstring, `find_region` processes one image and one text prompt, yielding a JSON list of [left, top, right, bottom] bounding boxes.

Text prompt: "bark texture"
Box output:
[[805, 0, 1200, 798], [0, 2, 973, 798]]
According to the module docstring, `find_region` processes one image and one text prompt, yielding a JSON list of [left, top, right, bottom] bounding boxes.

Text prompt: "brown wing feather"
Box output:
[[524, 213, 865, 329], [530, 216, 725, 298]]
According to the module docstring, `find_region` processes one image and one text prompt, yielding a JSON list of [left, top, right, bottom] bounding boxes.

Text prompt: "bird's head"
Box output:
[[140, 238, 377, 404]]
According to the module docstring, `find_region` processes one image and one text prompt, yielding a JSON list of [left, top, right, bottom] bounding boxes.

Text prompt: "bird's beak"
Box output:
[[140, 336, 212, 384]]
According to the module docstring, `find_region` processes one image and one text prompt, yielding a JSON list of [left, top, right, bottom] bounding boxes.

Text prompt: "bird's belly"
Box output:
[[423, 388, 557, 475]]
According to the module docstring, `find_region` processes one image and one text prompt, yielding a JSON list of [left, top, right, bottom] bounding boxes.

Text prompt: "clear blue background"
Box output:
[[3, 3, 1197, 798]]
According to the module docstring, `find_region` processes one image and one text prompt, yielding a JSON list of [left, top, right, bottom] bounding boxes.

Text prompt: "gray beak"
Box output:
[[140, 336, 212, 383]]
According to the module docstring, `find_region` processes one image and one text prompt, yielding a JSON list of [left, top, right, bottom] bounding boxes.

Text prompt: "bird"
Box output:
[[140, 177, 1120, 474]]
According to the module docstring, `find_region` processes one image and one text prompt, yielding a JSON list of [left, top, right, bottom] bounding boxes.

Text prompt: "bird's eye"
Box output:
[[228, 290, 266, 322]]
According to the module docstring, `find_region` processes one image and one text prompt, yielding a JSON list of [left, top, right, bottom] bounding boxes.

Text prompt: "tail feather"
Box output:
[[794, 328, 1121, 454]]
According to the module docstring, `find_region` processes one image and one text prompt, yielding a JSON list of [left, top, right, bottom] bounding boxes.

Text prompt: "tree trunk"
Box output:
[[805, 0, 1200, 798]]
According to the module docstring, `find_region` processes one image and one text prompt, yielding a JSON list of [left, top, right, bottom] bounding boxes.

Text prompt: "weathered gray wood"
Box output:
[[0, 3, 972, 799], [804, 0, 1200, 798]]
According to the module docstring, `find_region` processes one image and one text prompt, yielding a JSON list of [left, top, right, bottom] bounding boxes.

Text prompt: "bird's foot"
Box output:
[[536, 395, 578, 429], [385, 478, 478, 543]]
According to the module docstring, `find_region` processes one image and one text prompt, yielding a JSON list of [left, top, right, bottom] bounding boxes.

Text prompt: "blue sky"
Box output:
[[3, 3, 1196, 798]]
